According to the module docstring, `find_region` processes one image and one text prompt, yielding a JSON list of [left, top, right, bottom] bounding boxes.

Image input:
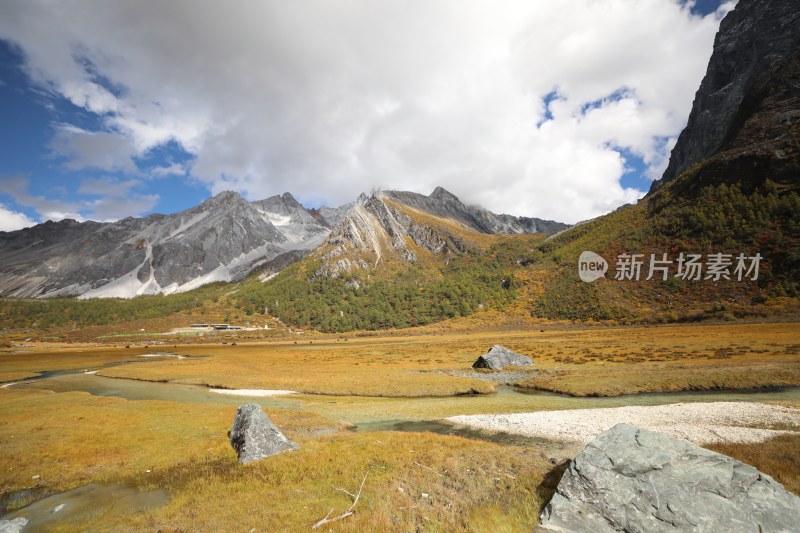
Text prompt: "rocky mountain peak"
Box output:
[[202, 190, 248, 208], [0, 187, 331, 298], [650, 0, 800, 193], [278, 192, 301, 207], [382, 188, 568, 235], [313, 185, 569, 280], [429, 186, 460, 202]]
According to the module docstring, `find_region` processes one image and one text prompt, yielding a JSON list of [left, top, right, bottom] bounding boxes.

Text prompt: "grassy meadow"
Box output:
[[83, 322, 800, 398], [0, 388, 553, 532], [1, 321, 798, 531]]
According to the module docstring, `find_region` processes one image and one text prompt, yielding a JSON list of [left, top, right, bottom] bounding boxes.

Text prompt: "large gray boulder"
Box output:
[[539, 423, 800, 532], [229, 404, 298, 464], [472, 345, 534, 370]]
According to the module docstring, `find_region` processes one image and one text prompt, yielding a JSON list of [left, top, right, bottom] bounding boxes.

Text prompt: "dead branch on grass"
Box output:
[[312, 472, 368, 529], [328, 482, 356, 499], [414, 460, 445, 477]]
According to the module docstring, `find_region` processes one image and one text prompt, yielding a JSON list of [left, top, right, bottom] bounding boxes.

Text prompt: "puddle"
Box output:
[[136, 353, 186, 358], [10, 373, 303, 410], [0, 483, 168, 531]]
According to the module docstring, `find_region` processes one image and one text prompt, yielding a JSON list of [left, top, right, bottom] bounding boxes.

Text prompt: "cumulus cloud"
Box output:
[[0, 0, 734, 223], [149, 163, 186, 178], [49, 125, 138, 173], [0, 203, 36, 231], [0, 176, 159, 222]]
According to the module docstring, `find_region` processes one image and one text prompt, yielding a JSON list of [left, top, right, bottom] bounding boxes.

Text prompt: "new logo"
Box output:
[[578, 251, 608, 282]]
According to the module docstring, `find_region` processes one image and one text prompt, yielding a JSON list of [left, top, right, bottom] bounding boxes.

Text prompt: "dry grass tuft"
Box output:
[[707, 435, 800, 495]]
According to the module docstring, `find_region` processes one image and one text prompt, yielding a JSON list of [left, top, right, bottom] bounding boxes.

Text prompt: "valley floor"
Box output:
[[0, 322, 798, 531]]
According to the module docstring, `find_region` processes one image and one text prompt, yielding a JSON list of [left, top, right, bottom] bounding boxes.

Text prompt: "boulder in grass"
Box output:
[[472, 345, 534, 370], [229, 403, 298, 464], [539, 423, 800, 532]]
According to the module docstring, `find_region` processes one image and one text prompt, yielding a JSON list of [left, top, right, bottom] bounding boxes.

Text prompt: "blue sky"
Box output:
[[0, 0, 733, 229], [0, 40, 206, 224]]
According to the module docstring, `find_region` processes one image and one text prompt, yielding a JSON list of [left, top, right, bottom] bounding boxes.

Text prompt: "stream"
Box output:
[[4, 360, 800, 530], [9, 363, 800, 432]]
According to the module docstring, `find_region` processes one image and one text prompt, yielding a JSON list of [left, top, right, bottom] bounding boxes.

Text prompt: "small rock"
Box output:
[[421, 493, 429, 499], [229, 403, 299, 464], [472, 345, 534, 370]]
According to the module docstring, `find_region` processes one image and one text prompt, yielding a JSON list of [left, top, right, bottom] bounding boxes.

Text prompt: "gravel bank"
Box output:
[[447, 402, 800, 445]]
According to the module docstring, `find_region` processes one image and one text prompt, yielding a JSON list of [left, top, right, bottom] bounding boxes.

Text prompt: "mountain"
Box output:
[[385, 187, 567, 234], [234, 0, 800, 333], [0, 191, 329, 299], [251, 193, 331, 243], [0, 187, 564, 300], [4, 0, 797, 333], [535, 0, 800, 321], [314, 187, 569, 279], [650, 0, 800, 194], [318, 203, 353, 228], [228, 187, 569, 331]]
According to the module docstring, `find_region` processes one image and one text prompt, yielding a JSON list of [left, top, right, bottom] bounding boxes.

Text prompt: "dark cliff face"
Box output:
[[650, 0, 800, 194]]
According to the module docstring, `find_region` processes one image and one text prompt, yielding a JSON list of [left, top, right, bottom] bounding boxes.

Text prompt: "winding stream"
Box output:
[[10, 365, 800, 428], [4, 360, 800, 530]]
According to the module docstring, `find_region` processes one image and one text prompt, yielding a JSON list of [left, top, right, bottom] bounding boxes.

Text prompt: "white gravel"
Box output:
[[209, 388, 298, 397], [0, 517, 28, 533], [447, 402, 800, 445]]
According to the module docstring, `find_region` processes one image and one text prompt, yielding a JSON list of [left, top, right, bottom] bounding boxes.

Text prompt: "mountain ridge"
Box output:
[[0, 186, 567, 299]]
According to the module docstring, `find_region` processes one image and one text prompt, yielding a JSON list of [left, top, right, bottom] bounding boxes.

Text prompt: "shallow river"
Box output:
[[11, 369, 800, 429], [4, 364, 800, 530]]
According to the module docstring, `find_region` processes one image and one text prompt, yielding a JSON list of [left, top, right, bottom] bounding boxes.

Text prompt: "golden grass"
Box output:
[[0, 346, 147, 377], [95, 432, 550, 533], [2, 322, 799, 530], [89, 322, 800, 398], [0, 389, 344, 504], [511, 322, 800, 396], [96, 337, 499, 397], [0, 371, 40, 383], [707, 435, 800, 495], [0, 389, 552, 532]]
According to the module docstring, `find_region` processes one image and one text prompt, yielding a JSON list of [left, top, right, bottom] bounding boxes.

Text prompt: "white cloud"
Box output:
[[0, 0, 734, 223], [0, 204, 36, 231], [149, 163, 186, 178], [0, 176, 159, 223], [49, 125, 137, 173]]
